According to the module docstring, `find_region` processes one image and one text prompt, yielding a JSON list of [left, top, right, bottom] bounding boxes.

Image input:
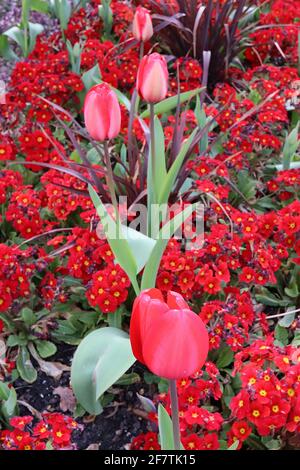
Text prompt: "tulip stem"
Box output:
[[149, 103, 156, 202], [139, 42, 145, 62], [169, 379, 181, 450], [103, 141, 118, 216]]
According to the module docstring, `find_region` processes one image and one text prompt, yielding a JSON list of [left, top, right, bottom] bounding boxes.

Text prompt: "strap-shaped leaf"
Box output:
[[82, 64, 102, 92], [158, 404, 175, 450], [149, 116, 167, 204], [140, 88, 204, 118], [158, 128, 198, 205], [158, 404, 184, 450], [89, 185, 139, 293], [3, 27, 26, 51], [142, 203, 197, 290], [90, 185, 156, 275], [122, 226, 156, 274], [282, 122, 299, 170], [28, 22, 44, 54], [71, 327, 135, 415]]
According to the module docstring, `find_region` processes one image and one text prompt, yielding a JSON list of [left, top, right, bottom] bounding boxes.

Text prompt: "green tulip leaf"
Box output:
[[140, 88, 204, 118], [122, 225, 156, 274], [71, 327, 135, 415], [142, 203, 197, 290], [82, 64, 102, 92], [89, 185, 140, 293], [158, 128, 198, 205], [158, 404, 184, 450], [158, 404, 175, 450]]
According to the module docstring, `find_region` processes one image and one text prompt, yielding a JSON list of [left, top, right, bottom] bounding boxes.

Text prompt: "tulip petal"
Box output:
[[167, 291, 190, 310], [130, 289, 167, 364], [108, 91, 122, 140], [142, 309, 209, 379]]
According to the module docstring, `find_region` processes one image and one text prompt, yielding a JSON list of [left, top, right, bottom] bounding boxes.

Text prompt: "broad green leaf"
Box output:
[[284, 280, 299, 298], [16, 347, 37, 383], [0, 382, 10, 401], [158, 129, 198, 204], [22, 0, 31, 25], [282, 122, 299, 170], [28, 22, 44, 54], [140, 88, 204, 118], [237, 170, 257, 201], [29, 0, 49, 14], [35, 340, 57, 358], [158, 404, 175, 450], [1, 387, 18, 422], [21, 307, 36, 326], [22, 0, 49, 24], [82, 64, 102, 92], [115, 373, 140, 386], [89, 185, 139, 293], [122, 226, 156, 274], [275, 324, 289, 346], [149, 116, 167, 203], [0, 35, 19, 60], [50, 0, 72, 30], [142, 204, 196, 290], [71, 327, 135, 415], [255, 293, 290, 307], [158, 404, 184, 450], [0, 313, 15, 332], [274, 161, 300, 171], [194, 96, 209, 153], [279, 309, 296, 328], [216, 345, 234, 368], [3, 27, 26, 51]]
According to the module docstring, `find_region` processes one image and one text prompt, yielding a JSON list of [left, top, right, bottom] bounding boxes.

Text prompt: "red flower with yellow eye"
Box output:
[[232, 421, 252, 441]]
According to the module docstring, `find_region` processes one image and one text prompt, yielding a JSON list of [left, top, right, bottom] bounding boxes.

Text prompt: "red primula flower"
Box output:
[[231, 420, 252, 441]]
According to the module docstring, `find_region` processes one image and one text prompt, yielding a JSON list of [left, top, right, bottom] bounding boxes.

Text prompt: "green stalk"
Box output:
[[169, 380, 181, 450], [147, 103, 157, 237], [139, 41, 144, 62], [103, 141, 118, 217]]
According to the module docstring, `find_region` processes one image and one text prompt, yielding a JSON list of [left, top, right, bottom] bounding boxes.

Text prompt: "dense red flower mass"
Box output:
[[0, 414, 79, 450]]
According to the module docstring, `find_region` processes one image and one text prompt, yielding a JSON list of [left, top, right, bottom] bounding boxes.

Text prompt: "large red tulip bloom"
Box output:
[[132, 6, 153, 42], [130, 289, 209, 380], [136, 53, 169, 103], [84, 83, 121, 141]]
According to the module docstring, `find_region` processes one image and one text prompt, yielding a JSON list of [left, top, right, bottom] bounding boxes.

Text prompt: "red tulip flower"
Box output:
[[84, 83, 121, 142], [130, 289, 209, 380], [132, 6, 153, 42], [136, 53, 169, 103]]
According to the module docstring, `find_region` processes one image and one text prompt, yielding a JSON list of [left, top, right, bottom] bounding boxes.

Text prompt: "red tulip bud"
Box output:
[[84, 83, 121, 141], [132, 6, 153, 42], [136, 53, 169, 103], [130, 289, 209, 380]]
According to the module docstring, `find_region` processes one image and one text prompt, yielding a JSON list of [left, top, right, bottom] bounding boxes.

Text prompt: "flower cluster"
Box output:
[[228, 338, 300, 448], [245, 0, 300, 66], [0, 243, 34, 312], [0, 414, 79, 450]]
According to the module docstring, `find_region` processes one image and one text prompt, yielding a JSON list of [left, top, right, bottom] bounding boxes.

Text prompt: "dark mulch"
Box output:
[[15, 344, 150, 450]]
